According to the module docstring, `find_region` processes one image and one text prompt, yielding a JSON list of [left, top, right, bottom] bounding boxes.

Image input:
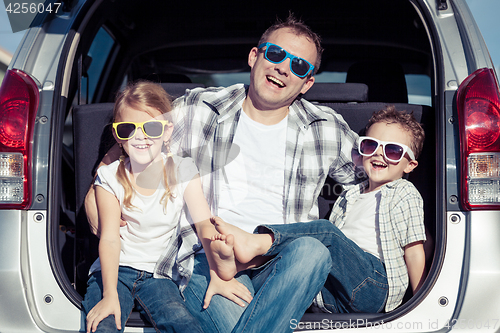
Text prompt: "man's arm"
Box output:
[[319, 104, 362, 186], [85, 186, 100, 236], [85, 144, 122, 237], [404, 240, 426, 293]]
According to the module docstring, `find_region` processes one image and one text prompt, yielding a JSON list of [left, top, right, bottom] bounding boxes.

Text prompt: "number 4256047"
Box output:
[[6, 2, 62, 14]]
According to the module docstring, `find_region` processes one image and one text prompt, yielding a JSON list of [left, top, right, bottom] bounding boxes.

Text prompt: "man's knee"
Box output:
[[281, 237, 332, 273]]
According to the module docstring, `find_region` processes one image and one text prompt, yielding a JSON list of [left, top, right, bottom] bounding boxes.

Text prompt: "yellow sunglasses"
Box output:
[[112, 120, 171, 140]]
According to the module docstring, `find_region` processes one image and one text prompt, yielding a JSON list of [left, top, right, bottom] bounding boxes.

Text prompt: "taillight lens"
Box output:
[[457, 68, 500, 210], [0, 69, 39, 208]]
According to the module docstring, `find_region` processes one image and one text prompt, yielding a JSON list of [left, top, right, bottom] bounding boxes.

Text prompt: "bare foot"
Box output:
[[210, 234, 238, 281], [210, 217, 272, 264]]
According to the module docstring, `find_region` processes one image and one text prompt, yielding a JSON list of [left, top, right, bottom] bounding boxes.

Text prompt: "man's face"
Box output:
[[247, 28, 317, 111]]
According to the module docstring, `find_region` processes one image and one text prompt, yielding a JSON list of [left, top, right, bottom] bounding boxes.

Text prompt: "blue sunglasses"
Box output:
[[258, 42, 315, 78]]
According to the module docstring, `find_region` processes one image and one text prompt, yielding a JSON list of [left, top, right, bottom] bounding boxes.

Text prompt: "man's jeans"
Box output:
[[184, 237, 332, 333], [262, 219, 389, 313], [82, 266, 203, 333]]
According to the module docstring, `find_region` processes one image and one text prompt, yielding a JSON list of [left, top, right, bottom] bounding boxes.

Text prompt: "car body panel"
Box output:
[[0, 211, 40, 332], [456, 212, 500, 330]]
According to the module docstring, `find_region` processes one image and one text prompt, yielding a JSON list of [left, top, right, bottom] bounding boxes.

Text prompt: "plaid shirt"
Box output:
[[329, 178, 426, 311], [155, 83, 359, 290], [171, 84, 359, 219]]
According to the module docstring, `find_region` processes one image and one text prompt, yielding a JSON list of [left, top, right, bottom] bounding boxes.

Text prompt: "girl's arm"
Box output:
[[183, 174, 253, 308], [86, 186, 122, 333], [85, 144, 122, 237], [404, 240, 426, 294]]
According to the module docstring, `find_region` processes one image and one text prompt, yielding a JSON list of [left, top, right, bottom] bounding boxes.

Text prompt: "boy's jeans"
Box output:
[[262, 219, 389, 313], [82, 266, 203, 333], [184, 237, 332, 333]]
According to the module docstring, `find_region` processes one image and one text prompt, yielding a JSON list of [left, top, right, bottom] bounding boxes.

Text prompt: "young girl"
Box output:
[[82, 81, 250, 333]]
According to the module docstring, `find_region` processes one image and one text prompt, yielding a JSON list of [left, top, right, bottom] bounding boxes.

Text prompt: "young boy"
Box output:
[[209, 105, 426, 313]]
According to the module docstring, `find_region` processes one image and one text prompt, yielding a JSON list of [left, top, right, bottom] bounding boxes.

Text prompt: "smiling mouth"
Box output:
[[371, 160, 387, 170], [132, 144, 152, 150], [267, 75, 285, 88]]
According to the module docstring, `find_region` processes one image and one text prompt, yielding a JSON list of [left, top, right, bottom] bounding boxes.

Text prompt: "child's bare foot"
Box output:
[[210, 234, 238, 281], [210, 217, 272, 264]]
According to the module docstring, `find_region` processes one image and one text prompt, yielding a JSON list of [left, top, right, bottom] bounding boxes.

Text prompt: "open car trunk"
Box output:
[[52, 0, 441, 329]]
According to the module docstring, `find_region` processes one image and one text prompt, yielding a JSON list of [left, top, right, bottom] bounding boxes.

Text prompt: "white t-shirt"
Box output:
[[90, 154, 199, 273], [217, 110, 287, 233], [340, 189, 384, 261]]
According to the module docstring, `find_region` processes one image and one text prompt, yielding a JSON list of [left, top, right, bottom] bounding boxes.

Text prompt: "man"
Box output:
[[87, 15, 360, 333]]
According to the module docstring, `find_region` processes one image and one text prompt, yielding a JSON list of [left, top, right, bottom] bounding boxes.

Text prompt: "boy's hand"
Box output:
[[203, 271, 253, 309], [86, 294, 121, 333]]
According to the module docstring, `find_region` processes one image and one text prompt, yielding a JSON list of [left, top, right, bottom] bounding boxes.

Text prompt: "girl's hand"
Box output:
[[86, 293, 122, 333], [203, 272, 253, 309]]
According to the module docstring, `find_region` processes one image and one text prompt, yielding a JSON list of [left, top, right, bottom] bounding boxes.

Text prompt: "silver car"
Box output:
[[1, 0, 499, 332]]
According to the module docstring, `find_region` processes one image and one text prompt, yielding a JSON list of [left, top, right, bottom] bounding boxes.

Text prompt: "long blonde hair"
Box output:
[[113, 80, 176, 212]]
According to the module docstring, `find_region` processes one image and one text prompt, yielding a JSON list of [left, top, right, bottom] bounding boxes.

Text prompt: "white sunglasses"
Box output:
[[358, 136, 415, 163]]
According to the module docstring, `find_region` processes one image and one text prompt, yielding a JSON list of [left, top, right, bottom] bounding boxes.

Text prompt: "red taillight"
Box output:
[[457, 68, 500, 210], [0, 69, 39, 209]]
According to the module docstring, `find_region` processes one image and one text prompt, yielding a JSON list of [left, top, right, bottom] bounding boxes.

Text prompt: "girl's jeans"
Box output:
[[82, 266, 203, 333], [262, 219, 389, 313]]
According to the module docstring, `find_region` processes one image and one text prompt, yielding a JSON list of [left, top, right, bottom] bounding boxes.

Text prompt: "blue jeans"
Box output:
[[183, 237, 332, 333], [82, 266, 203, 333], [261, 219, 389, 313]]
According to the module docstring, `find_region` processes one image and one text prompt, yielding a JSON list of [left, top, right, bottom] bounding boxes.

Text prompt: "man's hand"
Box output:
[[85, 185, 101, 237], [85, 185, 127, 237], [85, 144, 123, 237], [203, 271, 253, 309]]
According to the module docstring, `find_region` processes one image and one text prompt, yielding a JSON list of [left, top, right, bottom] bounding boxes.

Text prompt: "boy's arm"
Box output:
[[404, 241, 426, 294], [391, 183, 426, 294], [183, 174, 252, 308], [85, 144, 122, 237]]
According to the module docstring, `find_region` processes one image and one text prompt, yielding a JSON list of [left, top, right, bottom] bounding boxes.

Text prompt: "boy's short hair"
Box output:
[[366, 105, 425, 159]]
